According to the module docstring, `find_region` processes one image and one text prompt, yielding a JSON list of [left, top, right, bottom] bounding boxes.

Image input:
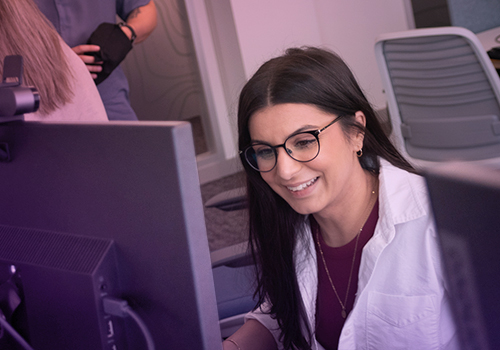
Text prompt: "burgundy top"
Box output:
[[312, 200, 379, 350]]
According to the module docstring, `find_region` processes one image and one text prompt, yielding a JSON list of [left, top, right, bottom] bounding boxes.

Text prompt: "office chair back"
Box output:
[[375, 26, 500, 168]]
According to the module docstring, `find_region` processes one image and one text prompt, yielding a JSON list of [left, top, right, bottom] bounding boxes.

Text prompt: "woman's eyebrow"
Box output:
[[293, 124, 319, 133], [251, 124, 320, 144]]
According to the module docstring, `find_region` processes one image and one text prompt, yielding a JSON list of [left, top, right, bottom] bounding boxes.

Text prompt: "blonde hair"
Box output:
[[0, 0, 73, 115]]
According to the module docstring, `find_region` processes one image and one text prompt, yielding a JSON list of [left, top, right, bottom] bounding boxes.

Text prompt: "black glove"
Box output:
[[487, 47, 500, 60], [87, 22, 133, 85]]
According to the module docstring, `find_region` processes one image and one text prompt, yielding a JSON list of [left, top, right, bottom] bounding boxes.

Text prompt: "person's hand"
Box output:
[[72, 44, 102, 79]]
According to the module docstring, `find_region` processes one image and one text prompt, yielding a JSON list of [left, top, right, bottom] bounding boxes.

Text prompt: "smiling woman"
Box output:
[[222, 47, 459, 350], [249, 104, 365, 219]]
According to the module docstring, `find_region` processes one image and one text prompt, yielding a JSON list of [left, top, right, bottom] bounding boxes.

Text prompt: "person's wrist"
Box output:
[[118, 22, 136, 43], [224, 338, 242, 350]]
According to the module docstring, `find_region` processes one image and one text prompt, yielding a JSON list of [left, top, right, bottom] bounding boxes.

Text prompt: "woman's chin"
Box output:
[[287, 200, 322, 216]]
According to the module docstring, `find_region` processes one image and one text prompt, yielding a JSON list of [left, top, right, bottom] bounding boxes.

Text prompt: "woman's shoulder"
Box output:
[[379, 159, 427, 194], [378, 159, 432, 226]]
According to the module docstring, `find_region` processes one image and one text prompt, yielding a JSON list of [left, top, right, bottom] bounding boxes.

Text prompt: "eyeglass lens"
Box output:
[[245, 132, 320, 172]]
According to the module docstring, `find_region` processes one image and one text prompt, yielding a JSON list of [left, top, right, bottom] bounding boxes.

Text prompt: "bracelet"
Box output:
[[226, 338, 242, 350], [118, 22, 136, 43]]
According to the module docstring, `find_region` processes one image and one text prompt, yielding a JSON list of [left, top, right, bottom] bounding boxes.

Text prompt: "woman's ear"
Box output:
[[354, 111, 366, 128], [353, 111, 366, 150]]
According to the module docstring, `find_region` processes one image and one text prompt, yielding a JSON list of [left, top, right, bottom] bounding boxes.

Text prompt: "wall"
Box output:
[[229, 0, 323, 79], [447, 0, 500, 33], [122, 0, 205, 124], [228, 0, 411, 110], [316, 0, 411, 109]]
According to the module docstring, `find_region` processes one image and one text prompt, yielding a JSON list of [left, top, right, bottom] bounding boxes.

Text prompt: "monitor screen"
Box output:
[[425, 162, 500, 350], [0, 120, 222, 350]]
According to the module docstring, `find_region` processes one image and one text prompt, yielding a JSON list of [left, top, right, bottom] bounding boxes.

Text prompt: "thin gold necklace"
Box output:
[[315, 189, 376, 319]]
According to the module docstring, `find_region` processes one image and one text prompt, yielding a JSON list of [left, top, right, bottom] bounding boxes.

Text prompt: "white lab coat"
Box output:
[[246, 159, 459, 349]]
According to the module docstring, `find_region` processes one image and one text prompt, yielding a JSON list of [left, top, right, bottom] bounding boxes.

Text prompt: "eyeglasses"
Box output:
[[241, 115, 344, 172]]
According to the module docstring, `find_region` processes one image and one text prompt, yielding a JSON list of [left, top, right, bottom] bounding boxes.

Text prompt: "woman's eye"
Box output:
[[255, 148, 274, 159], [293, 138, 316, 149]]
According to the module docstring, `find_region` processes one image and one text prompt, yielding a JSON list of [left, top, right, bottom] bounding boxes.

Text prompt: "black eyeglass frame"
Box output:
[[240, 115, 344, 172]]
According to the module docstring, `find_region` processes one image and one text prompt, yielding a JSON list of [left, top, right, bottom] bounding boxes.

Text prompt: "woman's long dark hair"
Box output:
[[238, 47, 414, 350], [0, 0, 74, 115]]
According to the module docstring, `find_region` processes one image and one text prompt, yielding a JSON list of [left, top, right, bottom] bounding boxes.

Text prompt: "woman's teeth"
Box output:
[[287, 177, 318, 192]]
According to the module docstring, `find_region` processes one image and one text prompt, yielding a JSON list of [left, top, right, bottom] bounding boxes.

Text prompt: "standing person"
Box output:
[[34, 0, 157, 121], [0, 0, 107, 122], [223, 47, 458, 350]]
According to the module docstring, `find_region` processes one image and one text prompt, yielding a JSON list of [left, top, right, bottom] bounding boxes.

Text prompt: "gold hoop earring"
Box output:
[[356, 149, 363, 157]]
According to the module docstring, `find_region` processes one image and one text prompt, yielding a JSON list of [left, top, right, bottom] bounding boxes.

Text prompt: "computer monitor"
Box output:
[[0, 120, 222, 350], [425, 162, 500, 350]]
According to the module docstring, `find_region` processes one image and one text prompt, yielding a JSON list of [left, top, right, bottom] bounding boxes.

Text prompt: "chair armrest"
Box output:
[[211, 241, 252, 268], [205, 187, 247, 211]]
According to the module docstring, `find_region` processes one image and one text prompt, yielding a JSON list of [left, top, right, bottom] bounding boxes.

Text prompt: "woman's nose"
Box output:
[[274, 147, 301, 180]]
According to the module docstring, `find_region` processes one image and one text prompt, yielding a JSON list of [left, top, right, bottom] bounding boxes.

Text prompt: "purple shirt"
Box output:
[[313, 200, 379, 350], [34, 0, 148, 47]]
